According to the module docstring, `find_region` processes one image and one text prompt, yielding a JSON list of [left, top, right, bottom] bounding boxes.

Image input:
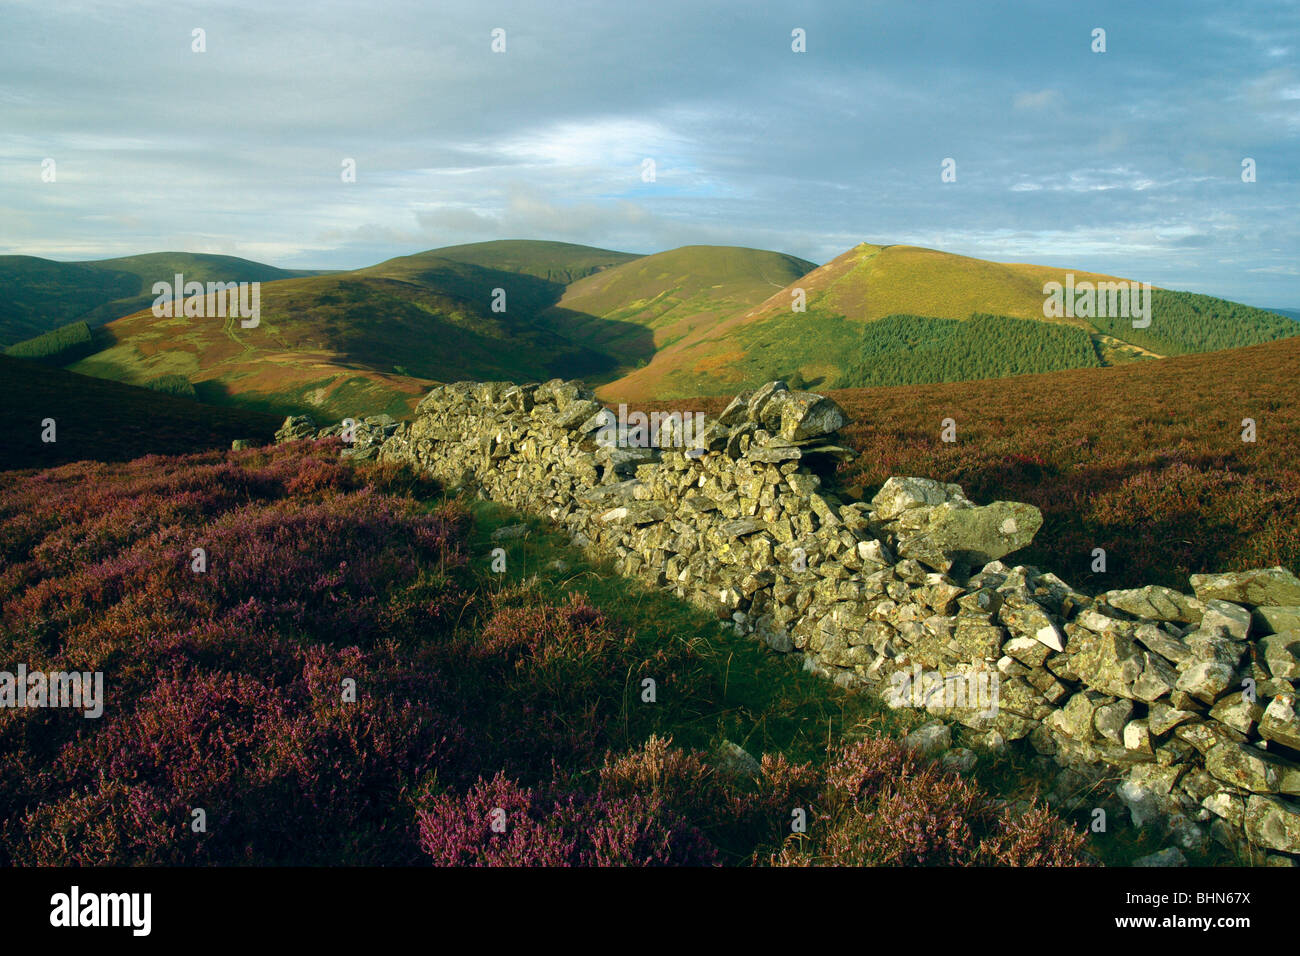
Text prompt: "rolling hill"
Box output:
[[57, 241, 818, 421], [424, 239, 641, 283], [0, 252, 328, 345], [540, 245, 816, 364], [15, 237, 1298, 419], [62, 241, 653, 421], [598, 242, 1300, 401]]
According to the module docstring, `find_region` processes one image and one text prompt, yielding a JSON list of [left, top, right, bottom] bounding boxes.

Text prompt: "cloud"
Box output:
[[1013, 89, 1063, 111], [0, 0, 1295, 303]]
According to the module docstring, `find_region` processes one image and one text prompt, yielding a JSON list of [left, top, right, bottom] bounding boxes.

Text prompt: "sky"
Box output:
[[2, 0, 1297, 307]]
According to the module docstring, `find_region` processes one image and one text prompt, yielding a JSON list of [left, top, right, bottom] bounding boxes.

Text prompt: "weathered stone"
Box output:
[[1206, 742, 1300, 794], [1104, 586, 1203, 624], [870, 476, 960, 521], [1259, 631, 1300, 680], [761, 390, 849, 441], [1133, 623, 1192, 666], [1095, 699, 1135, 744], [1148, 701, 1199, 736], [1133, 652, 1179, 703], [1189, 567, 1300, 608], [1208, 692, 1261, 735], [900, 500, 1043, 571], [1123, 719, 1155, 755], [1202, 599, 1251, 640], [902, 720, 952, 757], [552, 398, 604, 430], [275, 414, 317, 442], [1175, 722, 1246, 756], [1003, 636, 1052, 668], [940, 748, 978, 774], [1176, 660, 1238, 705], [998, 592, 1065, 652], [1202, 790, 1246, 827], [715, 740, 762, 778], [1254, 606, 1300, 635], [1260, 693, 1300, 751], [1244, 794, 1300, 853], [1050, 691, 1108, 743], [1069, 628, 1145, 699]]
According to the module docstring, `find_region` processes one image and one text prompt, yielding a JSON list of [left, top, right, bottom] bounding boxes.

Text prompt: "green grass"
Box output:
[[460, 495, 1242, 864]]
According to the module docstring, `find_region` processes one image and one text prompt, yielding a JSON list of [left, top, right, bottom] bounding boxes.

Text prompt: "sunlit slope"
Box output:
[[544, 244, 817, 365], [600, 242, 1299, 401]]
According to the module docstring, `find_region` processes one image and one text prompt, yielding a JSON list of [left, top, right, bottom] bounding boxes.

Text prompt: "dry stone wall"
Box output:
[[277, 378, 1300, 863]]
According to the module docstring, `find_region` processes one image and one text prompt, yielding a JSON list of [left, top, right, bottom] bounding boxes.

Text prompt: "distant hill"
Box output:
[[63, 241, 655, 421], [424, 239, 641, 283], [599, 242, 1300, 401], [542, 245, 816, 365], [17, 238, 1298, 416], [1, 354, 280, 471], [1267, 307, 1300, 322], [0, 252, 328, 345]]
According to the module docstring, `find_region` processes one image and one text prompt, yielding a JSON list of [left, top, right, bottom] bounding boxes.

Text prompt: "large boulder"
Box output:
[[275, 414, 317, 442], [1189, 567, 1300, 608], [760, 390, 849, 440], [898, 500, 1043, 571]]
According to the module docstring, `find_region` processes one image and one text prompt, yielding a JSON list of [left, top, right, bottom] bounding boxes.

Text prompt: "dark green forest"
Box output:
[[3, 320, 97, 364], [1091, 290, 1299, 356], [844, 313, 1103, 387]]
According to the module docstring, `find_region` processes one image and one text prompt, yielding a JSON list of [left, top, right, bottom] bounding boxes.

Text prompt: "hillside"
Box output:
[[542, 245, 816, 363], [63, 241, 655, 420], [26, 238, 1298, 420], [424, 238, 641, 283], [600, 242, 1300, 401], [61, 242, 816, 420], [1, 354, 279, 471], [0, 440, 1094, 866], [0, 252, 326, 345]]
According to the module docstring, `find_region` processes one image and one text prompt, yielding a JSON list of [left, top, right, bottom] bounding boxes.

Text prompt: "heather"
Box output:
[[640, 336, 1300, 592], [0, 443, 1089, 866]]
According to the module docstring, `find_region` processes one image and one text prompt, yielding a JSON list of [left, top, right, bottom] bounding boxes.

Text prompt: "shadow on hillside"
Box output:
[[2, 355, 278, 471]]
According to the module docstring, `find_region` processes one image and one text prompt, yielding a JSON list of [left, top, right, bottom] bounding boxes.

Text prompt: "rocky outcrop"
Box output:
[[277, 378, 1300, 864]]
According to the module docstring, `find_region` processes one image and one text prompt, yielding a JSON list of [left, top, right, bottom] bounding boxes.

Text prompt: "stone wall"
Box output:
[[277, 378, 1300, 863]]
